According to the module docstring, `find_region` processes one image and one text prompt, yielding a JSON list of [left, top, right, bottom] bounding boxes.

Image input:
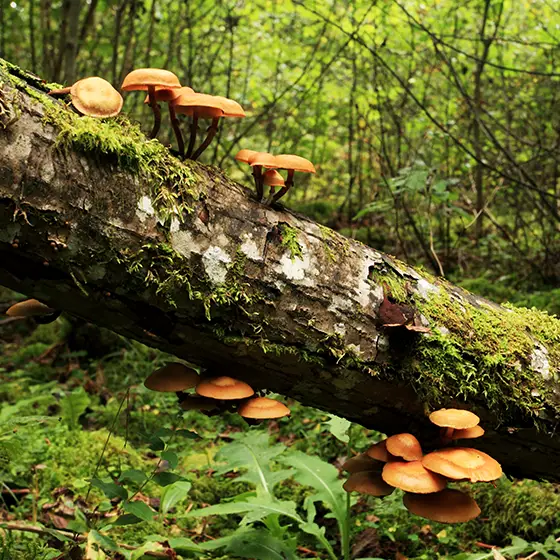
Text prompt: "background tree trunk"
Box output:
[[1, 60, 559, 482]]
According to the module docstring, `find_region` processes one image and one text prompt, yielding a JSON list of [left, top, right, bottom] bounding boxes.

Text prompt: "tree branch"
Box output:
[[1, 60, 559, 481]]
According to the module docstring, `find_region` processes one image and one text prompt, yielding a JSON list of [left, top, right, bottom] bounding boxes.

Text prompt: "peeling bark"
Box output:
[[1, 61, 559, 481]]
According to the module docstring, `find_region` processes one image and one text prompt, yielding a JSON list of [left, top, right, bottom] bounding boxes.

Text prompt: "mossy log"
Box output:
[[1, 60, 559, 481]]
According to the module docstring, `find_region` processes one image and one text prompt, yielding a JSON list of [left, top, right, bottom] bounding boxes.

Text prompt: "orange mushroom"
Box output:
[[403, 489, 481, 523], [172, 92, 224, 159], [144, 86, 194, 156], [6, 299, 55, 318], [382, 460, 447, 493], [121, 68, 181, 138], [429, 408, 480, 442], [144, 363, 199, 392], [267, 154, 316, 204], [385, 433, 423, 461], [237, 397, 290, 419], [342, 453, 381, 474], [195, 376, 254, 400], [343, 471, 395, 497], [452, 425, 485, 440], [422, 447, 502, 483], [365, 440, 398, 463], [49, 77, 123, 118], [263, 169, 285, 194], [189, 95, 245, 161]]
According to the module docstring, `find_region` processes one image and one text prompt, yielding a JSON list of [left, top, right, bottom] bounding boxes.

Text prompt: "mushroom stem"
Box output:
[[186, 114, 199, 159], [268, 169, 294, 204], [252, 166, 264, 201], [48, 86, 71, 96], [191, 117, 220, 161], [441, 427, 455, 443], [168, 103, 184, 158], [147, 85, 161, 139]]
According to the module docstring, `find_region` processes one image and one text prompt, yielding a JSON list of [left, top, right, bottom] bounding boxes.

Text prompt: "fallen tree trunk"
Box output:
[[1, 60, 559, 481]]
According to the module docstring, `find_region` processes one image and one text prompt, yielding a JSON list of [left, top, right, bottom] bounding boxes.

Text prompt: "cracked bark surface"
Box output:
[[1, 62, 559, 481]]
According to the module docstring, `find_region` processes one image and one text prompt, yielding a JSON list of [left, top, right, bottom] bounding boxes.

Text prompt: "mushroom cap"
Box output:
[[452, 426, 485, 440], [172, 93, 225, 119], [403, 489, 481, 523], [6, 299, 55, 317], [214, 96, 246, 117], [343, 471, 395, 497], [263, 169, 285, 187], [70, 77, 123, 118], [238, 396, 290, 419], [248, 151, 278, 168], [274, 154, 316, 173], [179, 395, 220, 411], [121, 68, 181, 91], [382, 460, 447, 493], [144, 86, 193, 104], [422, 447, 502, 482], [342, 453, 381, 474], [365, 440, 398, 463], [144, 363, 199, 392], [196, 376, 254, 400], [429, 408, 480, 429], [235, 149, 257, 163], [386, 433, 423, 461]]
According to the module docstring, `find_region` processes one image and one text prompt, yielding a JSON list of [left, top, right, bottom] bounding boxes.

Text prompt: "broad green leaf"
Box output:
[[153, 471, 183, 486], [119, 469, 147, 485], [161, 450, 178, 470], [322, 414, 351, 443], [90, 478, 128, 501], [280, 450, 346, 525], [167, 537, 204, 553], [215, 432, 291, 496], [224, 528, 299, 560], [123, 501, 155, 522], [130, 542, 165, 560], [160, 480, 192, 514], [110, 514, 142, 526]]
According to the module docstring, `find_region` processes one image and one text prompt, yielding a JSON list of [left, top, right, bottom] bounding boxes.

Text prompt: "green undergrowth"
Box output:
[[0, 304, 559, 559]]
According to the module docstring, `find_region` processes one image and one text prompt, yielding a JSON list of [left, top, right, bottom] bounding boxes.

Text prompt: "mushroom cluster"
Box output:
[[46, 67, 316, 206], [342, 408, 501, 524], [143, 367, 290, 422], [235, 150, 316, 203], [121, 68, 246, 160]]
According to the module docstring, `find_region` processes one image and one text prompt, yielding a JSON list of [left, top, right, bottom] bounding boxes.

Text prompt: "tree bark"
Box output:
[[1, 60, 559, 481]]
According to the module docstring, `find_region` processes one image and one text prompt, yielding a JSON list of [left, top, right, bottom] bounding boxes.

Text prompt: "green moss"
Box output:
[[279, 223, 303, 261], [408, 287, 560, 425], [318, 224, 349, 263], [368, 266, 408, 302]]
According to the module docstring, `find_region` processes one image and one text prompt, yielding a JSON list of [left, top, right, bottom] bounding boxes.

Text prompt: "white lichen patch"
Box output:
[[169, 217, 181, 233], [356, 260, 384, 309], [202, 246, 231, 284], [276, 243, 316, 284], [240, 234, 262, 261], [416, 278, 439, 299], [137, 196, 155, 221], [531, 343, 551, 380], [171, 230, 203, 258]]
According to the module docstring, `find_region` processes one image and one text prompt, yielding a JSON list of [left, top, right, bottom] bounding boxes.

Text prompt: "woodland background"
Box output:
[[0, 0, 559, 558]]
